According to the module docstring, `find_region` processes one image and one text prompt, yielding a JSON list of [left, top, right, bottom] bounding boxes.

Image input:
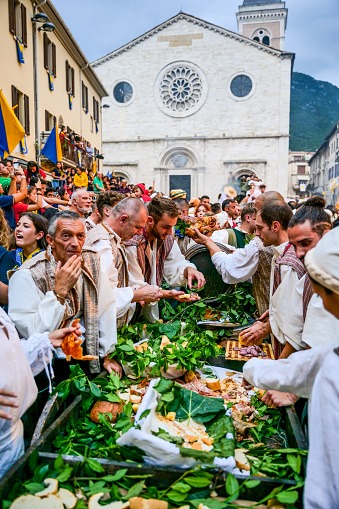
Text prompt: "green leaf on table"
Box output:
[[152, 428, 184, 446], [154, 378, 173, 394], [106, 393, 121, 403], [207, 415, 234, 441], [244, 479, 261, 489], [174, 388, 225, 423], [158, 320, 181, 339], [166, 490, 188, 503], [287, 453, 302, 474], [125, 480, 145, 499], [33, 464, 49, 483], [89, 381, 102, 397], [225, 473, 240, 501], [119, 344, 135, 352], [86, 458, 105, 473], [24, 482, 45, 495], [139, 409, 151, 420], [185, 477, 212, 488], [191, 499, 228, 509], [172, 481, 191, 493], [56, 464, 73, 482], [276, 490, 299, 504], [179, 446, 216, 463], [102, 468, 128, 482], [54, 454, 64, 472]]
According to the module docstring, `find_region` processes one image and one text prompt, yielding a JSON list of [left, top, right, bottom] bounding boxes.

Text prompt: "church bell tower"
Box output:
[[236, 0, 288, 51]]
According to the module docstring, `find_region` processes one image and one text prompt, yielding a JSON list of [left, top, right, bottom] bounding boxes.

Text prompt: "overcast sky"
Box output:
[[53, 0, 339, 87]]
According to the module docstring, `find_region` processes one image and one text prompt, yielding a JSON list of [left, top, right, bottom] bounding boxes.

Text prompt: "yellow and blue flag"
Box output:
[[48, 72, 54, 91], [0, 89, 25, 158], [77, 149, 82, 167], [20, 135, 28, 154], [41, 124, 62, 164], [69, 93, 73, 110], [15, 38, 25, 64], [95, 120, 99, 133], [92, 159, 97, 174]]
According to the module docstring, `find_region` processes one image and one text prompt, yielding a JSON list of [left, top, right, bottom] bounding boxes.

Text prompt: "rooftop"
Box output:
[[242, 0, 284, 5]]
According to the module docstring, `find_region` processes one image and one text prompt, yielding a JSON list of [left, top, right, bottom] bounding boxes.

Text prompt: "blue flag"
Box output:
[[48, 72, 54, 91], [16, 38, 25, 64], [41, 124, 62, 164], [69, 93, 73, 110], [0, 90, 25, 158], [20, 135, 28, 154]]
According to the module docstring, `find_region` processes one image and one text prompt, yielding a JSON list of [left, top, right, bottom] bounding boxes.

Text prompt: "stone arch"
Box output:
[[159, 146, 199, 169]]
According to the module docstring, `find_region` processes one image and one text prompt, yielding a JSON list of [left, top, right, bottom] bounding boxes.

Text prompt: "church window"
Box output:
[[159, 66, 203, 113], [113, 81, 133, 103], [262, 35, 270, 45], [253, 36, 260, 42], [230, 75, 252, 98]]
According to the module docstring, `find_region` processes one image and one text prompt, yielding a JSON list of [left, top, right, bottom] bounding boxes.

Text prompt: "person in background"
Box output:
[[70, 189, 92, 218], [243, 228, 339, 509], [13, 181, 43, 225], [0, 165, 28, 229], [195, 203, 211, 219], [221, 199, 239, 228], [73, 167, 88, 189], [24, 161, 46, 183], [0, 159, 14, 193], [66, 176, 74, 196], [0, 209, 15, 305], [211, 203, 256, 248], [117, 179, 131, 196], [93, 172, 105, 194], [259, 184, 266, 193], [133, 183, 152, 202], [51, 161, 64, 189], [9, 213, 48, 269], [211, 203, 221, 215], [200, 195, 210, 206]]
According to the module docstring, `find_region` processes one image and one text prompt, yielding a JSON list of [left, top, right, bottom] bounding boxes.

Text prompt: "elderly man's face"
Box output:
[[74, 191, 91, 213], [47, 219, 86, 265]]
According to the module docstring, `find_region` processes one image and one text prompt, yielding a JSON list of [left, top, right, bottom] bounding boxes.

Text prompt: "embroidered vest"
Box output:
[[125, 228, 174, 286], [252, 237, 274, 317], [19, 247, 101, 373]]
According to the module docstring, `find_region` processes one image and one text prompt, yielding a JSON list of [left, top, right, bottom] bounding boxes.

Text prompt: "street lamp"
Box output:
[[31, 10, 55, 162]]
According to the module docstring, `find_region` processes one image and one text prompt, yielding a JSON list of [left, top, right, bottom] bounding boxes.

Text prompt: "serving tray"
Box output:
[[226, 340, 275, 361]]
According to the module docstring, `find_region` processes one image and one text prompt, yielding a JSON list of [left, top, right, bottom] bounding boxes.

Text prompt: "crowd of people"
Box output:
[[1, 159, 339, 507]]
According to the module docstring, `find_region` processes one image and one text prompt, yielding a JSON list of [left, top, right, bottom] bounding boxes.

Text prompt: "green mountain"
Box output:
[[289, 72, 339, 152]]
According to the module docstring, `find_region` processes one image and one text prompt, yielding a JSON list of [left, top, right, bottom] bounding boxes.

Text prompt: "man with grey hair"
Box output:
[[8, 210, 121, 377], [85, 198, 162, 327], [71, 189, 92, 218]]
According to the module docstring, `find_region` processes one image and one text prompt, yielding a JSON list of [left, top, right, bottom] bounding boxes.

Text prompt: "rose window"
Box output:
[[160, 67, 203, 112]]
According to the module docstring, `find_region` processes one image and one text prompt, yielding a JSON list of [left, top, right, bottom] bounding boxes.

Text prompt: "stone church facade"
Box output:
[[92, 1, 293, 201]]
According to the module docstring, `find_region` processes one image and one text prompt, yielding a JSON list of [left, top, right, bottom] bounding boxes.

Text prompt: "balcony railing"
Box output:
[[40, 131, 94, 171]]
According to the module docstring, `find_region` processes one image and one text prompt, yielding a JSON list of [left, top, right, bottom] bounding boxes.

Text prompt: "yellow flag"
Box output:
[[92, 159, 97, 174], [0, 89, 25, 158]]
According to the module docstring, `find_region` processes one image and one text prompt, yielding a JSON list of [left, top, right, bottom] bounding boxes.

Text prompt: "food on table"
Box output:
[[90, 401, 123, 424], [233, 344, 267, 358], [129, 498, 168, 509], [178, 293, 199, 301], [10, 479, 77, 509], [35, 478, 58, 497], [61, 318, 98, 362], [88, 494, 130, 508], [239, 334, 263, 347], [203, 308, 222, 321]]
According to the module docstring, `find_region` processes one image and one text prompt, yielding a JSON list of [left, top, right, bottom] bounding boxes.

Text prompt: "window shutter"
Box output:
[[52, 43, 56, 77], [86, 86, 88, 111], [11, 85, 19, 119], [43, 33, 48, 69], [21, 4, 27, 46], [81, 81, 84, 108], [65, 60, 69, 91], [71, 67, 75, 96], [93, 96, 95, 119], [8, 0, 15, 35], [24, 94, 30, 135], [45, 110, 50, 131]]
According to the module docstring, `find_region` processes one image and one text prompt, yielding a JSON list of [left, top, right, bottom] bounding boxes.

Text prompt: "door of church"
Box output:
[[169, 175, 191, 201]]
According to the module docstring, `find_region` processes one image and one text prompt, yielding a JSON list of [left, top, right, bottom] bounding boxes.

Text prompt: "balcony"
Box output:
[[40, 131, 94, 171]]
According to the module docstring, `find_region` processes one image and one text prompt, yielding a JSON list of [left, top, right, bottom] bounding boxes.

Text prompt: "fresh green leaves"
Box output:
[[174, 387, 225, 424], [152, 428, 184, 446]]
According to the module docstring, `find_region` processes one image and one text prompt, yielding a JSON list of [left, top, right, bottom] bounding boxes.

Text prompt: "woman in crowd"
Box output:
[[8, 213, 48, 269], [0, 209, 15, 305], [24, 161, 46, 183], [195, 202, 211, 219], [56, 187, 71, 208], [12, 181, 43, 225], [51, 161, 64, 189], [66, 176, 74, 196]]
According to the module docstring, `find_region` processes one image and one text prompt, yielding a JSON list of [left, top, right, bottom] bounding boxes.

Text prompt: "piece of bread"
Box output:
[[205, 379, 221, 391], [56, 488, 77, 509], [235, 448, 250, 471], [90, 401, 123, 424], [35, 478, 58, 497], [10, 495, 42, 509], [129, 498, 168, 509]]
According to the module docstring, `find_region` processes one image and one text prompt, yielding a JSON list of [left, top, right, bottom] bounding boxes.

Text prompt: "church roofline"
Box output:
[[91, 11, 293, 67]]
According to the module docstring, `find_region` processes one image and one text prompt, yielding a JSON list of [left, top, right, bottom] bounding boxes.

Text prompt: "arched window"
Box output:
[[262, 36, 270, 46], [253, 36, 260, 42]]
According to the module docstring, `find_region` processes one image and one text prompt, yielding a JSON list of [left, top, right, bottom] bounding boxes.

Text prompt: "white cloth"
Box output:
[[125, 239, 196, 322], [269, 243, 306, 351], [302, 294, 339, 348], [243, 344, 339, 509], [216, 210, 229, 228], [8, 259, 117, 358], [211, 238, 259, 284], [89, 233, 139, 323], [0, 308, 38, 477]]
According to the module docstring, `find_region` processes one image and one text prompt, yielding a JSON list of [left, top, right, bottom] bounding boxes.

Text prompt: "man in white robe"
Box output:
[[243, 228, 339, 509]]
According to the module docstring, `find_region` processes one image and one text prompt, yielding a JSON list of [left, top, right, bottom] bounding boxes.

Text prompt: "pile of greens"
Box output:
[[112, 323, 220, 378], [2, 453, 304, 509]]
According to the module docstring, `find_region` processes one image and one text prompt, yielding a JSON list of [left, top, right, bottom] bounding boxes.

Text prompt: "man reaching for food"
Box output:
[[124, 197, 205, 322]]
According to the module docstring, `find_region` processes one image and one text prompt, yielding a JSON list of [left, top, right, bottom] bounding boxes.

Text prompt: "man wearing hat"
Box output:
[[218, 185, 237, 206], [243, 228, 339, 509]]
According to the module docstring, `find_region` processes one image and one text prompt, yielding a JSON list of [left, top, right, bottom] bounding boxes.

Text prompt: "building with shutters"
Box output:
[[93, 1, 293, 201], [1, 0, 107, 170], [287, 151, 314, 199]]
